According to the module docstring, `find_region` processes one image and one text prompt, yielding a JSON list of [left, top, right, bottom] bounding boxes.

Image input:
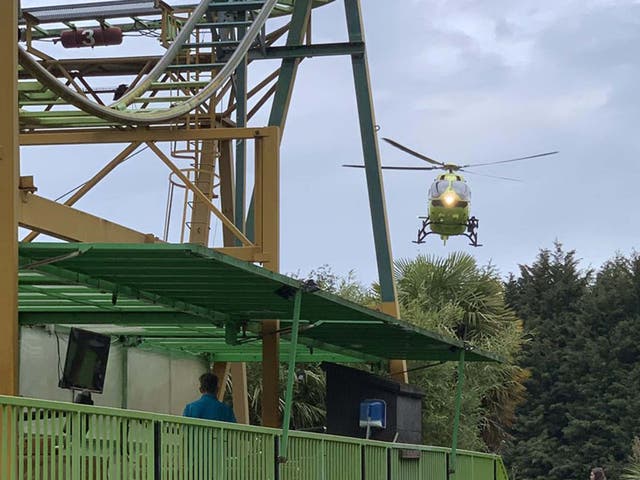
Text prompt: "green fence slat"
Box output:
[[27, 408, 33, 480], [18, 407, 23, 480], [40, 409, 47, 480], [98, 415, 104, 480], [1, 406, 7, 480], [65, 413, 70, 480]]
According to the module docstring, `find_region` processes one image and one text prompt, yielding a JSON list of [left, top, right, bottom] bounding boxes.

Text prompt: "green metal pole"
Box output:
[[121, 346, 128, 409], [234, 57, 247, 244], [268, 0, 312, 131], [343, 0, 397, 303], [449, 348, 466, 478], [278, 289, 302, 463]]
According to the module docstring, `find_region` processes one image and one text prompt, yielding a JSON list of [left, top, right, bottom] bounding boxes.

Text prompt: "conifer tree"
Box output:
[[504, 243, 591, 479], [505, 246, 640, 479]]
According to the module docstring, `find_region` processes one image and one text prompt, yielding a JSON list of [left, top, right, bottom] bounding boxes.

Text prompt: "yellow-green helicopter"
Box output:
[[344, 138, 558, 247]]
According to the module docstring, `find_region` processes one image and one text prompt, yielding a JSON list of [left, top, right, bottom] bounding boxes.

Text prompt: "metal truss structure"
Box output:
[[2, 0, 406, 429]]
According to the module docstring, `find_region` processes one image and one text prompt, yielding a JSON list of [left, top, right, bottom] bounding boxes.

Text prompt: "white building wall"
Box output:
[[19, 326, 207, 416]]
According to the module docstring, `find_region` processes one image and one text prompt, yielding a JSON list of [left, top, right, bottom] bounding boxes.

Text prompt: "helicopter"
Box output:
[[344, 138, 558, 247]]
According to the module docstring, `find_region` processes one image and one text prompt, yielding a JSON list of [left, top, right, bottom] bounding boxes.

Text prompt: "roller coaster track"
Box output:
[[18, 0, 332, 128]]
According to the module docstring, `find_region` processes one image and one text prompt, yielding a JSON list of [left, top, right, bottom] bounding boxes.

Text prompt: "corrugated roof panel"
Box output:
[[18, 243, 501, 363]]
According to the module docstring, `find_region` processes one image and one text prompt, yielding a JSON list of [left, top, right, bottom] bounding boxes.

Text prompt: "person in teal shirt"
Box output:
[[183, 373, 236, 423]]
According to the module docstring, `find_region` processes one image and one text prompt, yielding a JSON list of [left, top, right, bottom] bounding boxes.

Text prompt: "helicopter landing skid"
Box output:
[[413, 216, 482, 247], [465, 216, 482, 247]]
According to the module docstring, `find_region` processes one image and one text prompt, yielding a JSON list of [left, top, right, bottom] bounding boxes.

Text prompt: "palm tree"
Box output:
[[245, 363, 327, 429], [623, 437, 640, 480], [393, 252, 529, 451], [244, 265, 375, 428]]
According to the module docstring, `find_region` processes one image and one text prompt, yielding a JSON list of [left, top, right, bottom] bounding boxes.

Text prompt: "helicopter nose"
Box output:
[[442, 192, 457, 207]]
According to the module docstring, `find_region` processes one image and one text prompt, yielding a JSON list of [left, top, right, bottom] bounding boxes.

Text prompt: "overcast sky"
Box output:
[[20, 0, 640, 286]]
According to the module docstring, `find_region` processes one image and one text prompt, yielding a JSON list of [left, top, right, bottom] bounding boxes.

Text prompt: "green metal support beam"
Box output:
[[268, 0, 313, 131], [256, 42, 365, 60], [278, 289, 302, 463], [19, 311, 214, 326], [121, 346, 128, 409], [449, 348, 466, 477], [234, 58, 248, 239], [344, 0, 397, 303]]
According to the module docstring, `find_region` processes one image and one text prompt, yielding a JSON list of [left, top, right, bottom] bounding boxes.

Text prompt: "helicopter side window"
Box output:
[[452, 181, 470, 200]]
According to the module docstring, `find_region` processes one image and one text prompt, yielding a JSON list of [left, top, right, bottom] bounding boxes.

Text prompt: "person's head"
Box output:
[[198, 372, 219, 395], [74, 390, 94, 405], [590, 467, 606, 480]]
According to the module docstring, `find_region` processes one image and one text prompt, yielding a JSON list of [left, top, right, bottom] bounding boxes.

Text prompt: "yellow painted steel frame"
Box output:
[[20, 127, 280, 268], [1, 5, 19, 475], [0, 0, 20, 397], [380, 301, 409, 383], [22, 142, 142, 242], [18, 125, 282, 427], [255, 131, 282, 427]]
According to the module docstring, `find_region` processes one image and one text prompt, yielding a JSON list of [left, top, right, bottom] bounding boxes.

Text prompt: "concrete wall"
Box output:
[[19, 326, 207, 416]]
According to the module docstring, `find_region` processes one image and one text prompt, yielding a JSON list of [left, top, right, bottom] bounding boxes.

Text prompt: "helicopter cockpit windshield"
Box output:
[[452, 181, 471, 201], [428, 180, 471, 201], [428, 180, 449, 199]]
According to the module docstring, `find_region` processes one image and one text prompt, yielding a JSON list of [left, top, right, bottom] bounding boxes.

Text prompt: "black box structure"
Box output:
[[322, 362, 424, 444]]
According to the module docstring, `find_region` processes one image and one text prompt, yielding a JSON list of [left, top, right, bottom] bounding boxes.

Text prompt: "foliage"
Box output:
[[294, 264, 377, 305], [622, 437, 640, 480], [246, 363, 327, 428], [393, 252, 529, 452], [504, 244, 640, 480], [245, 257, 528, 455], [245, 265, 374, 429]]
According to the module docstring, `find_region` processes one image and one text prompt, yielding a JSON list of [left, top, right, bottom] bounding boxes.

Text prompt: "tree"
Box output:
[[577, 254, 640, 479], [504, 245, 640, 479], [393, 252, 528, 452], [503, 243, 591, 480], [244, 265, 374, 428], [244, 256, 528, 456], [622, 437, 640, 480], [246, 362, 327, 428]]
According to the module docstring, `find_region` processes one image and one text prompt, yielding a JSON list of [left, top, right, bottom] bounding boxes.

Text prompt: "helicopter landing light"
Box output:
[[442, 192, 456, 207]]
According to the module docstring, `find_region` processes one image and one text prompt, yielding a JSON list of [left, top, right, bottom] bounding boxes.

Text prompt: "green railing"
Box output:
[[0, 395, 508, 480]]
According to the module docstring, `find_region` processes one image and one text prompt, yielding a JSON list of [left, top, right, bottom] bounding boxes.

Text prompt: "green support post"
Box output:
[[234, 59, 248, 241], [121, 346, 128, 409], [343, 0, 397, 303], [278, 289, 303, 463], [268, 0, 312, 131], [449, 348, 466, 478]]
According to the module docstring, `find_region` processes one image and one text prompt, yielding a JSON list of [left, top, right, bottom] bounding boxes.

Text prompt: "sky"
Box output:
[[19, 0, 640, 286]]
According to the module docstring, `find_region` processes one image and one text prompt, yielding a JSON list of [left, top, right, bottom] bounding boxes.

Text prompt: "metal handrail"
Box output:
[[0, 394, 508, 480]]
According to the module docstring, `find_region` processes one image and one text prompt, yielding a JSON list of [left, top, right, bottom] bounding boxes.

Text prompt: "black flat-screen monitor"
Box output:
[[59, 328, 111, 394]]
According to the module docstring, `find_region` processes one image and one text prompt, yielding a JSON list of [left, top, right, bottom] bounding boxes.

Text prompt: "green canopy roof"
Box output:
[[18, 243, 500, 363]]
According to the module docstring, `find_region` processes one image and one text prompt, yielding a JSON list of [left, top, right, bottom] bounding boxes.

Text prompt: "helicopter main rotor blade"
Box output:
[[382, 138, 445, 167], [459, 169, 523, 182], [342, 164, 441, 171], [461, 151, 559, 169]]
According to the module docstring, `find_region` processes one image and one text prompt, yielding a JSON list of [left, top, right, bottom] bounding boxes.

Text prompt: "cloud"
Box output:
[[18, 0, 640, 284]]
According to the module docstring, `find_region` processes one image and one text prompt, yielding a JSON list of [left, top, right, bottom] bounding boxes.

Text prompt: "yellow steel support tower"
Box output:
[[0, 0, 19, 397]]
